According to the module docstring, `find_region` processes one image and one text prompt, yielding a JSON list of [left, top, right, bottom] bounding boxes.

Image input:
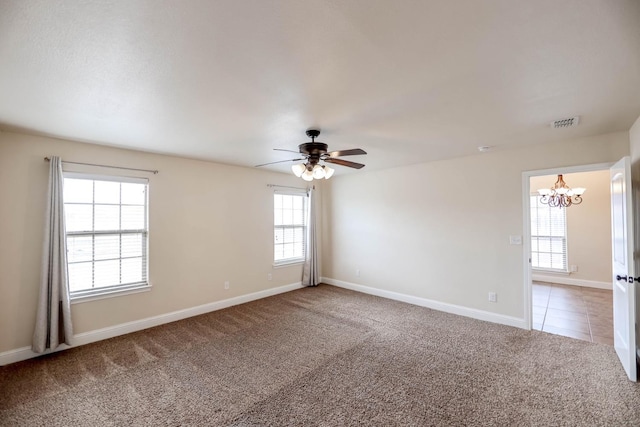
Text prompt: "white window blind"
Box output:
[[63, 173, 149, 297], [274, 192, 307, 265], [530, 195, 567, 271]]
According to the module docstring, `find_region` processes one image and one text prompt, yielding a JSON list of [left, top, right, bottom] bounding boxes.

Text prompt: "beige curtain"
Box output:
[[302, 187, 319, 287], [32, 156, 73, 353]]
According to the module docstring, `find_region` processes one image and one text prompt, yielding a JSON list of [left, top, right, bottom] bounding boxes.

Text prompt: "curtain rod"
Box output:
[[267, 184, 314, 190], [44, 157, 159, 174]]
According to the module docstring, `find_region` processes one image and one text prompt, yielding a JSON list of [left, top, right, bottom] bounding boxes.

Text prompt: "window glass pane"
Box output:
[[538, 238, 550, 253], [65, 204, 93, 232], [283, 243, 294, 259], [274, 228, 283, 244], [292, 242, 303, 258], [292, 196, 302, 210], [538, 217, 550, 235], [282, 209, 293, 225], [122, 206, 145, 230], [67, 235, 93, 263], [94, 235, 120, 260], [530, 193, 567, 271], [121, 257, 143, 283], [552, 254, 565, 269], [551, 238, 564, 253], [94, 181, 120, 204], [274, 245, 284, 261], [538, 253, 551, 269], [274, 208, 283, 226], [64, 179, 93, 203], [94, 205, 120, 231], [274, 193, 307, 263], [68, 262, 93, 292], [64, 175, 148, 295], [282, 195, 293, 209], [94, 260, 120, 288], [121, 183, 146, 205], [283, 227, 295, 243], [122, 233, 143, 258]]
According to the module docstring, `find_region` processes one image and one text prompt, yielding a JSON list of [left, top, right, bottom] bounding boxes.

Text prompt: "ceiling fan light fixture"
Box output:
[[291, 163, 305, 177], [312, 164, 326, 179], [323, 165, 335, 179], [256, 129, 366, 180], [301, 169, 314, 181]]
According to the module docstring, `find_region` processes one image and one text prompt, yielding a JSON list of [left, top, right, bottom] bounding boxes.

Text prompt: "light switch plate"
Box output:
[[509, 235, 522, 245]]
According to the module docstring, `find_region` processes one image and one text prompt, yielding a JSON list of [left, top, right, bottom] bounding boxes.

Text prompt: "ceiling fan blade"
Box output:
[[324, 158, 365, 169], [273, 148, 301, 154], [326, 148, 367, 157], [254, 158, 303, 167]]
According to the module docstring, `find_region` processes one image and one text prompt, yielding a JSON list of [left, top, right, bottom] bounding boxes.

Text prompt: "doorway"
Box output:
[[523, 163, 614, 344]]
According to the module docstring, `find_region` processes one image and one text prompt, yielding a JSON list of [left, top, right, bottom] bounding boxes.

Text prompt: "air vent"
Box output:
[[551, 116, 580, 128]]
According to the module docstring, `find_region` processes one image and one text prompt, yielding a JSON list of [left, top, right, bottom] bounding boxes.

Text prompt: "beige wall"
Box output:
[[631, 115, 640, 181], [530, 171, 612, 284], [0, 126, 635, 354], [0, 131, 318, 353], [322, 132, 629, 319]]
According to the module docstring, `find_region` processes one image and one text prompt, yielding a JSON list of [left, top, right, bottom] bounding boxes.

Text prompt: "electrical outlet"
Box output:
[[267, 273, 272, 281], [570, 265, 578, 273], [509, 235, 522, 245], [224, 281, 229, 290], [356, 269, 360, 277], [488, 292, 497, 303]]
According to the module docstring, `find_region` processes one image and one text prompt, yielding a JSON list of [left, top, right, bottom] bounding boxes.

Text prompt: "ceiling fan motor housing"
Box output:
[[299, 142, 328, 169]]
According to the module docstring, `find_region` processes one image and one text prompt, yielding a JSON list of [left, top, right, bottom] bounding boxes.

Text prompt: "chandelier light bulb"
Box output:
[[324, 165, 335, 179], [301, 169, 314, 181], [291, 163, 306, 177], [312, 164, 325, 179]]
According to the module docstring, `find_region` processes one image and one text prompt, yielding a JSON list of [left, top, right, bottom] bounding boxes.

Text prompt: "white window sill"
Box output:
[[71, 283, 152, 304], [273, 259, 305, 268], [532, 268, 570, 276]]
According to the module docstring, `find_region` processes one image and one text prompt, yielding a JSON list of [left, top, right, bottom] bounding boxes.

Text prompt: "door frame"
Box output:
[[522, 162, 614, 330]]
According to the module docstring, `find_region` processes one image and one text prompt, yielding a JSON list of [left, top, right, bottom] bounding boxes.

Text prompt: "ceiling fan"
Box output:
[[255, 129, 367, 181]]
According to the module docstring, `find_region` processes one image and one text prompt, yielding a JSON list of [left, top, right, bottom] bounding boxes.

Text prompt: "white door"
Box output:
[[611, 156, 637, 381]]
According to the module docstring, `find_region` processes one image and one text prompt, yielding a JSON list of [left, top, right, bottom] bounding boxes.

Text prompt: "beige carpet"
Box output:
[[2, 284, 640, 426]]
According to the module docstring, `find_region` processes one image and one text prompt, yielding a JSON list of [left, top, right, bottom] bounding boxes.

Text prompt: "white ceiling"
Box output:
[[1, 0, 639, 175]]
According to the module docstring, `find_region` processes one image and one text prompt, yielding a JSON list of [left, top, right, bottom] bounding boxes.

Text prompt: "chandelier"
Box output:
[[538, 174, 585, 208], [291, 163, 334, 181]]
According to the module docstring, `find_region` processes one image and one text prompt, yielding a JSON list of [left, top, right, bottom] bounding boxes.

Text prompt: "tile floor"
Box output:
[[533, 281, 613, 345]]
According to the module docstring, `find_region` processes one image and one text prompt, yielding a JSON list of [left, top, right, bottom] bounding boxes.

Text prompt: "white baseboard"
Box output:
[[321, 277, 526, 329], [0, 282, 304, 366], [532, 273, 612, 290]]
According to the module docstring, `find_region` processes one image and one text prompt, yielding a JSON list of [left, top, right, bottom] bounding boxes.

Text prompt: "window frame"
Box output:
[[530, 194, 569, 273], [63, 172, 151, 302], [273, 190, 308, 267]]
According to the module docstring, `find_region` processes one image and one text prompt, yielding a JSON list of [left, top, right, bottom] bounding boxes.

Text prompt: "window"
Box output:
[[530, 195, 567, 271], [274, 192, 307, 265], [63, 173, 149, 299]]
